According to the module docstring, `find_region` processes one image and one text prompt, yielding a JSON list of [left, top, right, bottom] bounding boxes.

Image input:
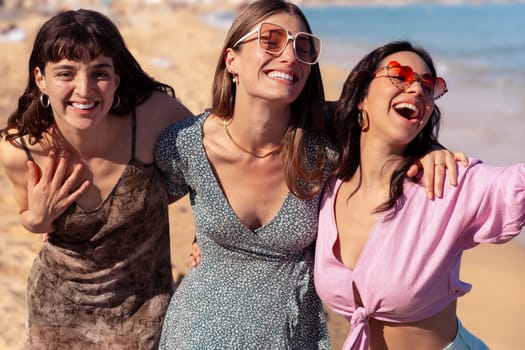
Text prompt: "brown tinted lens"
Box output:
[[259, 23, 287, 53]]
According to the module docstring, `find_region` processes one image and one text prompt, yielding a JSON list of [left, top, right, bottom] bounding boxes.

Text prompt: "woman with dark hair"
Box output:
[[156, 1, 462, 348], [0, 9, 192, 349], [315, 41, 524, 349]]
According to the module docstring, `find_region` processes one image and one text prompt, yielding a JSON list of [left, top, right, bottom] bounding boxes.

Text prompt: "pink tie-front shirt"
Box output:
[[315, 159, 525, 350]]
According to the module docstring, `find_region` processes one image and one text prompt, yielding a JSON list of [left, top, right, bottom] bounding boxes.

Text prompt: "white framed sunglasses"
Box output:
[[232, 22, 322, 65]]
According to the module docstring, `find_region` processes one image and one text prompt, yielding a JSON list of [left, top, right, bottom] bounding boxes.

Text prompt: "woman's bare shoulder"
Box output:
[[0, 134, 33, 203], [136, 91, 193, 131], [134, 92, 194, 163], [0, 133, 28, 171]]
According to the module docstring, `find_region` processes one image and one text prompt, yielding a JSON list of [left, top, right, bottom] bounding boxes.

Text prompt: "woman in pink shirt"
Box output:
[[315, 41, 524, 350]]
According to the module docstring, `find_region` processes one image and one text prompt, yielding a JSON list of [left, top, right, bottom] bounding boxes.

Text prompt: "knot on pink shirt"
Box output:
[[343, 307, 370, 350], [350, 306, 368, 328]]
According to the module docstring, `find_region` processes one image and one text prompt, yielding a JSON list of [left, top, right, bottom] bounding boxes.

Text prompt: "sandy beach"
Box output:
[[0, 2, 524, 349]]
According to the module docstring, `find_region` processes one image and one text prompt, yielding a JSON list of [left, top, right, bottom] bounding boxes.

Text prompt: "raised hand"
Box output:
[[21, 149, 90, 233]]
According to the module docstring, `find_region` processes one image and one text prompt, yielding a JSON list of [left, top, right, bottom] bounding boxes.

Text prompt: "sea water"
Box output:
[[301, 3, 525, 165]]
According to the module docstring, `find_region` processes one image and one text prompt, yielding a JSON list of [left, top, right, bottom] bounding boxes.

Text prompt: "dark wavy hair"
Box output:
[[333, 41, 444, 213], [210, 0, 326, 199], [0, 9, 175, 144]]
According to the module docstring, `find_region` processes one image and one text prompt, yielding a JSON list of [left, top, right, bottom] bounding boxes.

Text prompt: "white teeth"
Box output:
[[394, 103, 420, 119], [267, 71, 294, 82], [72, 102, 95, 109]]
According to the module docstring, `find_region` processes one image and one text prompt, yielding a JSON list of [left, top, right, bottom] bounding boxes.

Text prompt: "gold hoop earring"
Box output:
[[112, 94, 120, 109], [358, 110, 369, 131], [39, 94, 50, 108]]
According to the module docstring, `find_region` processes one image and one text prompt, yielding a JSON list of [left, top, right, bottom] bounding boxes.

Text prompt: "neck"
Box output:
[[228, 99, 290, 150], [49, 117, 124, 160], [357, 134, 405, 191], [223, 119, 282, 158]]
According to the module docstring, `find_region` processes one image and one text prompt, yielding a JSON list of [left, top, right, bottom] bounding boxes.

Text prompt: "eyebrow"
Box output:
[[51, 62, 114, 71]]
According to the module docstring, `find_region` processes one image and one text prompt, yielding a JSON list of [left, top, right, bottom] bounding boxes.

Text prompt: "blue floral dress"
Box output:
[[155, 112, 335, 349]]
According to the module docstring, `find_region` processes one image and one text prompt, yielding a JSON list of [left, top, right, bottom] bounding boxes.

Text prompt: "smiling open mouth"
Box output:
[[267, 71, 296, 83], [394, 102, 420, 121], [71, 102, 97, 110]]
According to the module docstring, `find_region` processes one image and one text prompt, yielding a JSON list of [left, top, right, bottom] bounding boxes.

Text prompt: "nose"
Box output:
[[74, 74, 93, 97], [406, 78, 425, 97], [279, 38, 297, 63]]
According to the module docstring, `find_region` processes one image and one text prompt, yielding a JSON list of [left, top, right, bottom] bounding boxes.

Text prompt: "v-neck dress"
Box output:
[[23, 113, 174, 349], [155, 112, 336, 349]]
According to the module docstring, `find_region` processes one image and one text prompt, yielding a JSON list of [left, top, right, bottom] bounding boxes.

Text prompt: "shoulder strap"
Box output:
[[19, 136, 35, 162], [131, 109, 137, 161]]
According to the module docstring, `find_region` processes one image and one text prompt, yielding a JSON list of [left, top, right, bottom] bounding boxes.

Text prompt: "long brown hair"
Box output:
[[0, 9, 175, 144], [333, 41, 444, 213], [210, 0, 327, 199]]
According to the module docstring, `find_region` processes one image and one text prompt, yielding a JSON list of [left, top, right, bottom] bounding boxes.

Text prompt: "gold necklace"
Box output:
[[223, 119, 281, 158]]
